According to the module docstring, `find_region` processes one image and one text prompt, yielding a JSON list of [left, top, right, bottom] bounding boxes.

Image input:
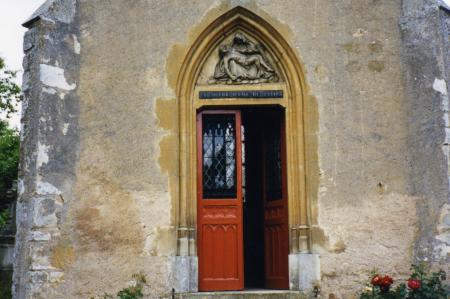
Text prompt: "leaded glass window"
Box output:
[[265, 122, 282, 200], [202, 114, 237, 198]]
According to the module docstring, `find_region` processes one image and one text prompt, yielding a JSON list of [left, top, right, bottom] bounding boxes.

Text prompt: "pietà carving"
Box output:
[[208, 33, 279, 84]]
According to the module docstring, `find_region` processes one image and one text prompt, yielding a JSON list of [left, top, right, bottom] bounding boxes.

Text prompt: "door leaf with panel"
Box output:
[[197, 110, 244, 291], [263, 112, 289, 289]]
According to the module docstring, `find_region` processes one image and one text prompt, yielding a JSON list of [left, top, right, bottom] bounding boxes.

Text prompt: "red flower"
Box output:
[[380, 275, 394, 287], [371, 274, 382, 286], [407, 279, 421, 290]]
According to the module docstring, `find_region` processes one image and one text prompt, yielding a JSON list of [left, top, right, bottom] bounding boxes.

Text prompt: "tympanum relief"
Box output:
[[202, 33, 280, 85]]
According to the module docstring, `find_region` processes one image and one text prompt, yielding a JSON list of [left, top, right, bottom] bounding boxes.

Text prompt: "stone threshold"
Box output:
[[176, 289, 306, 299]]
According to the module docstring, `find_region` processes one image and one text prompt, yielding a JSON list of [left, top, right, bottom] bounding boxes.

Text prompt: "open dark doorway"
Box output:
[[242, 106, 288, 289]]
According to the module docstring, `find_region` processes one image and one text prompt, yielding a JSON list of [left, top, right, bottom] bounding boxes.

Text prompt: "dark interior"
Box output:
[[242, 106, 283, 289]]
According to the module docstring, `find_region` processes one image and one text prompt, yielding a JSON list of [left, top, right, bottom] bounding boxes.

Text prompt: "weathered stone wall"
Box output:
[[13, 0, 450, 298], [13, 0, 80, 298], [400, 0, 450, 270]]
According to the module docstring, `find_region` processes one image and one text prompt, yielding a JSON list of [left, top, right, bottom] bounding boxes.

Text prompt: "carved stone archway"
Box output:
[[172, 6, 319, 292]]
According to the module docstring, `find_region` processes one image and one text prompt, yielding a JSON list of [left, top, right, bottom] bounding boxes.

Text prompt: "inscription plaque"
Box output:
[[199, 90, 283, 99]]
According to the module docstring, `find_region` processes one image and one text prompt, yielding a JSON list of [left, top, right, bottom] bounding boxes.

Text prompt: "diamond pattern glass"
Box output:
[[202, 115, 237, 198], [265, 122, 282, 200]]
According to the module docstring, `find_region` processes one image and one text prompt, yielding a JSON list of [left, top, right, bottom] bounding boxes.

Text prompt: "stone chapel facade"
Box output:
[[12, 0, 450, 298]]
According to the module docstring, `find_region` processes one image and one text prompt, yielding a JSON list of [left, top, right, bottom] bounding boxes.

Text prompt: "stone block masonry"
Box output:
[[13, 0, 80, 298]]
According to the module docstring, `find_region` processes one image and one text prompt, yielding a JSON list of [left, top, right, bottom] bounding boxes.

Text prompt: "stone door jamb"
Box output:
[[175, 6, 314, 266]]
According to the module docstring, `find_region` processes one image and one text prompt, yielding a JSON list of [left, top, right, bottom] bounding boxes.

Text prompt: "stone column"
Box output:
[[13, 1, 80, 298], [400, 0, 450, 267]]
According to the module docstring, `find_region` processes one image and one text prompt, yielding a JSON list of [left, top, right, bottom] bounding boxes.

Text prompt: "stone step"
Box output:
[[176, 290, 307, 299]]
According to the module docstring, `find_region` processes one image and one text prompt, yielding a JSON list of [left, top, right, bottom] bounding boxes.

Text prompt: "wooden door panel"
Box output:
[[201, 223, 238, 278], [202, 205, 238, 222], [263, 112, 289, 290], [197, 111, 244, 291], [264, 219, 289, 287]]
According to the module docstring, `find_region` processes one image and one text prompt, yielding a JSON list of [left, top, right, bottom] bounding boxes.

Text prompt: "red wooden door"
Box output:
[[263, 112, 289, 289], [197, 110, 244, 291]]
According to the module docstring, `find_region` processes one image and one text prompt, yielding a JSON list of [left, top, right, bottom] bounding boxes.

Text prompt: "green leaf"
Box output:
[[0, 56, 21, 118], [0, 120, 19, 206]]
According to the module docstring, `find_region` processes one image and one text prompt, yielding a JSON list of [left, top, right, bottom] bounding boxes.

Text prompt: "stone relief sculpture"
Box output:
[[208, 33, 279, 84]]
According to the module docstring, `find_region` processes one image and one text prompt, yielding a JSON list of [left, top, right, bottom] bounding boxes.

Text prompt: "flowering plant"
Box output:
[[360, 272, 402, 299], [407, 279, 420, 290], [359, 264, 448, 299], [404, 264, 447, 299]]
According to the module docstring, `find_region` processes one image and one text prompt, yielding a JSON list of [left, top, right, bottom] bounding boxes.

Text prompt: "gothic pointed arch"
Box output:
[[175, 7, 316, 290]]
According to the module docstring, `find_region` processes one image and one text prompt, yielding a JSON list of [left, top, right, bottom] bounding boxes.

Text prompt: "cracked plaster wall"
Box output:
[[13, 0, 450, 298]]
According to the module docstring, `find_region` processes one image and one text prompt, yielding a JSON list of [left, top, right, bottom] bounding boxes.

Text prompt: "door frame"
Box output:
[[174, 7, 318, 292], [196, 108, 290, 291]]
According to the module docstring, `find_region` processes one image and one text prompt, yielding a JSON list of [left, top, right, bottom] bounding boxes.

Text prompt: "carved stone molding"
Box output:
[[174, 6, 319, 291]]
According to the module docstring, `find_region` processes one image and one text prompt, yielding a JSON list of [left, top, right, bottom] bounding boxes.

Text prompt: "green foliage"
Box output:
[[360, 269, 402, 299], [116, 287, 144, 299], [360, 264, 449, 299], [0, 56, 18, 299], [117, 273, 146, 299], [0, 209, 10, 231], [360, 285, 406, 299], [0, 272, 12, 299], [90, 273, 147, 299], [0, 57, 21, 118], [0, 120, 19, 206], [406, 264, 447, 299]]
